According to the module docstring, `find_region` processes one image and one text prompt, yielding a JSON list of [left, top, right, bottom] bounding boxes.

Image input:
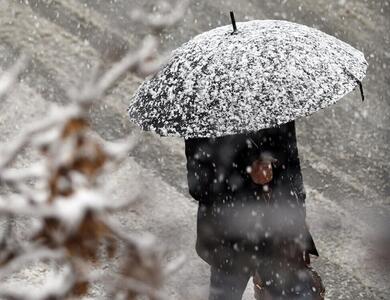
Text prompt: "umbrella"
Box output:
[[128, 12, 368, 138]]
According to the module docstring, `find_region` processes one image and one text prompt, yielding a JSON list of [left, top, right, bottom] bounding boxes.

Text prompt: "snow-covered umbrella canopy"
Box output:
[[128, 17, 368, 138]]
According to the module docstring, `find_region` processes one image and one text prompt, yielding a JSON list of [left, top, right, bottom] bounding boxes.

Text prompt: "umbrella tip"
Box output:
[[230, 11, 237, 34]]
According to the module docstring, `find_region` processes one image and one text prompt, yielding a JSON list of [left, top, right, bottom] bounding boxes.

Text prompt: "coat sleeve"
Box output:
[[286, 122, 306, 205], [184, 138, 214, 202], [286, 122, 320, 256]]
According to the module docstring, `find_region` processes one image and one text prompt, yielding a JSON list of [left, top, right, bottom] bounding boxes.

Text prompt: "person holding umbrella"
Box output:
[[185, 120, 324, 299], [128, 12, 367, 300]]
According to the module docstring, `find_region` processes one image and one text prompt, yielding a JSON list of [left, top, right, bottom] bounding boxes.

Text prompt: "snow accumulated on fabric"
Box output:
[[128, 20, 368, 138]]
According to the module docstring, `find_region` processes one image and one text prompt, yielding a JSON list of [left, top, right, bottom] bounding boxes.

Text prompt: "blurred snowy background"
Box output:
[[0, 0, 389, 299]]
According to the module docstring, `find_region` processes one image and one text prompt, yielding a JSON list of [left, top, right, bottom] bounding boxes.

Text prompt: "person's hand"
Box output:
[[250, 159, 273, 185]]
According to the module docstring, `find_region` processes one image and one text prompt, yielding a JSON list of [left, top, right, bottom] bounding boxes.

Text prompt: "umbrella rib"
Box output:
[[343, 67, 365, 102], [358, 81, 365, 102], [248, 137, 259, 149]]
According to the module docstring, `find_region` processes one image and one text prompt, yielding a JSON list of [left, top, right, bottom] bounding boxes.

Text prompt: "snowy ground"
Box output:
[[0, 0, 389, 299]]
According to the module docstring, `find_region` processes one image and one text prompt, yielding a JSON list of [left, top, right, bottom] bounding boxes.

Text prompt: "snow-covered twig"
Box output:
[[0, 248, 66, 281], [0, 265, 76, 300], [163, 254, 187, 277], [0, 55, 28, 98], [71, 36, 159, 105], [0, 164, 48, 185], [0, 106, 81, 172]]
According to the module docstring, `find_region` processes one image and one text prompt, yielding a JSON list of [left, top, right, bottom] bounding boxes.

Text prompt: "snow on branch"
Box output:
[[0, 55, 28, 99], [70, 36, 160, 105], [0, 2, 188, 299]]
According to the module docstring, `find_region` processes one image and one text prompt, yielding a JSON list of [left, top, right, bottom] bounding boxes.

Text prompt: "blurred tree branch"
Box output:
[[0, 1, 188, 299]]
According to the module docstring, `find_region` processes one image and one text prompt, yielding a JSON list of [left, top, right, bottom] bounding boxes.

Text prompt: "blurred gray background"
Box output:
[[0, 0, 389, 299]]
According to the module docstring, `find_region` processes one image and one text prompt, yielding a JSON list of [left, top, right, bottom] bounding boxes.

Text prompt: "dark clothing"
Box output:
[[209, 248, 324, 300], [209, 266, 251, 300], [184, 121, 318, 270]]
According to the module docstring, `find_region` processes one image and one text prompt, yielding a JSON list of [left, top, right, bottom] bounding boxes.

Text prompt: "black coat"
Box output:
[[184, 121, 318, 269]]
